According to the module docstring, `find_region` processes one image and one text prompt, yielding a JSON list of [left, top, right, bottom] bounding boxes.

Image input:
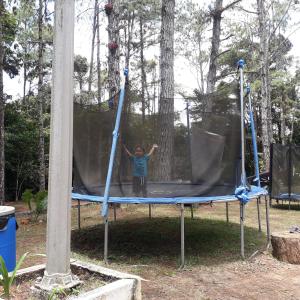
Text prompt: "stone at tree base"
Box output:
[[271, 232, 300, 264]]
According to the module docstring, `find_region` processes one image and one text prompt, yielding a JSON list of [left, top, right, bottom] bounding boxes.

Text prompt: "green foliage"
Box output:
[[22, 189, 47, 220], [2, 2, 20, 78], [0, 253, 28, 299], [33, 190, 48, 219], [21, 189, 33, 211], [5, 102, 40, 200], [48, 287, 67, 300]]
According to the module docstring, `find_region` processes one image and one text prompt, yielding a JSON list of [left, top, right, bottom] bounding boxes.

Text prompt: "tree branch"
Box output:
[[221, 0, 242, 13], [236, 6, 258, 15], [269, 0, 293, 40]]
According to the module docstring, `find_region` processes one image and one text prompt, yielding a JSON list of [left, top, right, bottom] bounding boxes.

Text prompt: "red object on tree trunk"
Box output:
[[104, 3, 113, 15], [108, 41, 118, 54]]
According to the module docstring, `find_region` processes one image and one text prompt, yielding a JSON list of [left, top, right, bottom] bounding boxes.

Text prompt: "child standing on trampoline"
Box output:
[[123, 144, 158, 197]]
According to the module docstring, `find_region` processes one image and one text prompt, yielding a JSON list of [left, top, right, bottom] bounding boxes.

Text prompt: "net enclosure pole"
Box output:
[[238, 59, 246, 260], [238, 59, 246, 186], [247, 83, 261, 187], [102, 69, 128, 264]]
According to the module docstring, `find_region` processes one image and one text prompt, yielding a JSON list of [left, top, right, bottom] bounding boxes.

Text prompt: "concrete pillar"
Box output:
[[38, 0, 79, 290]]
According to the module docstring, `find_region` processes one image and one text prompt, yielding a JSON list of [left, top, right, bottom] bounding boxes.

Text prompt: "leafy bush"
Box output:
[[22, 189, 34, 211], [22, 190, 48, 221]]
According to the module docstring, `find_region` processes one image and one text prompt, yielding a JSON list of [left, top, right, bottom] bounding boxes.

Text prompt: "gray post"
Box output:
[[180, 204, 185, 269], [226, 202, 229, 223], [257, 197, 261, 232], [38, 0, 79, 290], [240, 202, 245, 259], [113, 204, 117, 221], [77, 200, 81, 230], [104, 215, 109, 264], [265, 196, 271, 245]]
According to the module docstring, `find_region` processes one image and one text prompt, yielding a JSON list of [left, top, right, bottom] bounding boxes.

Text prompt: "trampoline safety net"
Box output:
[[271, 144, 300, 199], [73, 84, 242, 198]]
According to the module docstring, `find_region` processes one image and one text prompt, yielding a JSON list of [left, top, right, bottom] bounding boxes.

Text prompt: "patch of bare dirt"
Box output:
[[140, 253, 300, 300]]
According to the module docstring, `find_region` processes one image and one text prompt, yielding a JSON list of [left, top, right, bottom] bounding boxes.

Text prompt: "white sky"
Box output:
[[3, 0, 300, 106]]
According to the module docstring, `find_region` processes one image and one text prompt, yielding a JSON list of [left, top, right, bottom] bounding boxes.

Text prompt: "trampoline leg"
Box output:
[[257, 197, 261, 232], [104, 216, 109, 264], [289, 199, 291, 210], [265, 196, 271, 247], [240, 202, 245, 259], [149, 204, 152, 219], [113, 204, 117, 221], [77, 200, 81, 230], [180, 203, 185, 269], [226, 202, 229, 223], [190, 205, 194, 219]]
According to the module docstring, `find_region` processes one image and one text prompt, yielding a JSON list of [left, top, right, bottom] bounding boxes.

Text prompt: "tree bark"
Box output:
[[0, 0, 5, 205], [107, 0, 120, 98], [280, 88, 287, 145], [23, 21, 28, 104], [38, 0, 45, 191], [206, 0, 241, 96], [207, 0, 222, 95], [88, 0, 98, 93], [140, 17, 146, 122], [96, 2, 101, 104], [271, 232, 300, 264], [257, 0, 272, 170], [155, 0, 175, 181]]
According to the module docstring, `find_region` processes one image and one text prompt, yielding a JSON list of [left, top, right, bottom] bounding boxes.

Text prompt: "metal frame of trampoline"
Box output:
[[72, 60, 269, 267]]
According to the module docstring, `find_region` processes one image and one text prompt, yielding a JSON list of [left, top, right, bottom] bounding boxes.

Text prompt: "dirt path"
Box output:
[[140, 253, 300, 300]]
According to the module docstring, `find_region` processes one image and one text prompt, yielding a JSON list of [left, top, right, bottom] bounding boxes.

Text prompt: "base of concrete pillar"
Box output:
[[35, 270, 81, 292]]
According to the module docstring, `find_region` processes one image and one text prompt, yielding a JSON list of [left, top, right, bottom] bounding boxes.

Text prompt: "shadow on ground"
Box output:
[[271, 202, 300, 211], [71, 217, 266, 267]]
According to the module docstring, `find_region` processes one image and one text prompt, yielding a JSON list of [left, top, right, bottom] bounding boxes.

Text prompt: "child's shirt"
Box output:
[[130, 155, 150, 177]]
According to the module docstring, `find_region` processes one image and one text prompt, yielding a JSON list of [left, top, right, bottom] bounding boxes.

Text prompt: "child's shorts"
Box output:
[[132, 176, 147, 197]]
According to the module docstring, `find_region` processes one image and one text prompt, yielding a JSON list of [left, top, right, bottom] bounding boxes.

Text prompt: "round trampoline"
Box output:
[[72, 62, 268, 266]]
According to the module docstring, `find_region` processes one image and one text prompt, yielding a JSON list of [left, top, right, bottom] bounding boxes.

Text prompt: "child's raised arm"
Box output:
[[123, 144, 133, 157], [147, 144, 158, 156]]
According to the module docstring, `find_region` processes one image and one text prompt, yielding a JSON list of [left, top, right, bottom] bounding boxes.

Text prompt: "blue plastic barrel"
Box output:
[[0, 206, 16, 272]]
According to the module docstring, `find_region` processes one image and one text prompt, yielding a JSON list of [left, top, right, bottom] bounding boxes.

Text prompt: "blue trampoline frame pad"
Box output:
[[72, 186, 267, 205]]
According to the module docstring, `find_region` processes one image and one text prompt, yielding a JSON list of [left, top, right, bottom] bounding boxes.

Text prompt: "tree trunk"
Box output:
[[271, 232, 300, 264], [207, 0, 222, 95], [38, 0, 45, 191], [257, 0, 271, 170], [107, 0, 120, 98], [140, 17, 146, 122], [155, 0, 175, 181], [88, 0, 98, 93], [280, 89, 287, 145], [0, 0, 5, 205], [23, 21, 28, 105], [96, 3, 101, 104]]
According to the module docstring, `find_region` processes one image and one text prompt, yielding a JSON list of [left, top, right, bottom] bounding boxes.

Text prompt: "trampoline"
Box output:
[[270, 143, 300, 207], [72, 60, 268, 266]]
